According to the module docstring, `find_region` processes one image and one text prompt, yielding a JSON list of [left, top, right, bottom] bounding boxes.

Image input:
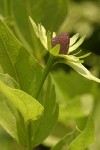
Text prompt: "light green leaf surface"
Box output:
[[52, 71, 95, 121], [70, 33, 79, 47], [0, 19, 59, 147], [0, 127, 25, 150], [0, 73, 26, 145], [66, 61, 100, 83], [51, 129, 80, 150], [68, 35, 86, 54], [68, 117, 95, 150], [51, 117, 95, 150], [50, 44, 60, 56], [0, 18, 42, 95], [29, 17, 48, 50], [0, 81, 43, 122], [0, 0, 68, 59]]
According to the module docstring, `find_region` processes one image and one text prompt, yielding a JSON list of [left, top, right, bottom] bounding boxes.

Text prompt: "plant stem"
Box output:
[[33, 54, 55, 99], [4, 0, 12, 18], [25, 122, 32, 150]]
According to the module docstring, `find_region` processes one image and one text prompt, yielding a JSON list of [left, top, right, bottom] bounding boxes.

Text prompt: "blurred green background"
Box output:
[[0, 0, 100, 150]]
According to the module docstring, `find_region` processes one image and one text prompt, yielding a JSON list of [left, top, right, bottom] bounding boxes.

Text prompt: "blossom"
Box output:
[[29, 17, 100, 83]]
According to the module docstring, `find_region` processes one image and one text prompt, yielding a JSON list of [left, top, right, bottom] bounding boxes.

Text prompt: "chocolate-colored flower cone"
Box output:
[[51, 33, 70, 54]]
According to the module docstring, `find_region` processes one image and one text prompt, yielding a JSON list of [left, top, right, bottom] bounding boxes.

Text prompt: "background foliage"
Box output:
[[0, 0, 100, 150]]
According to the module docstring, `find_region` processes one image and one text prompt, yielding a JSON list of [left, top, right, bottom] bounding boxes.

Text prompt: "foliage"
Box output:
[[0, 0, 100, 150]]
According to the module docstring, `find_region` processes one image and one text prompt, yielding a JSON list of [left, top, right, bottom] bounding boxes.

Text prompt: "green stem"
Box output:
[[4, 0, 12, 17], [34, 54, 55, 99], [25, 122, 31, 150]]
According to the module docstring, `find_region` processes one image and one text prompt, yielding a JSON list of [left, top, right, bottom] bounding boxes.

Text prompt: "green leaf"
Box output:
[[59, 95, 94, 119], [29, 17, 48, 50], [66, 61, 100, 83], [0, 127, 24, 150], [0, 81, 43, 122], [0, 19, 58, 147], [68, 117, 95, 150], [51, 129, 80, 150], [0, 0, 68, 59], [30, 76, 59, 147], [69, 33, 79, 47], [0, 18, 42, 95], [0, 73, 19, 89], [50, 44, 60, 56], [51, 117, 95, 150], [52, 71, 95, 122], [68, 35, 86, 54], [0, 73, 26, 145]]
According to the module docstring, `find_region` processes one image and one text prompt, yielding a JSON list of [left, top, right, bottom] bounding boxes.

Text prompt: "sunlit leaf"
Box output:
[[70, 33, 79, 47], [68, 117, 95, 150], [50, 44, 60, 56], [51, 128, 80, 150], [68, 35, 86, 54], [29, 17, 47, 49], [66, 61, 100, 83], [0, 18, 42, 95], [0, 81, 44, 122], [0, 73, 26, 145]]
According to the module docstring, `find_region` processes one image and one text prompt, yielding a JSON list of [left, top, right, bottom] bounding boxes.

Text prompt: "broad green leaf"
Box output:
[[0, 19, 59, 146], [52, 70, 95, 98], [0, 81, 43, 122], [52, 70, 95, 124], [66, 61, 100, 83], [0, 127, 24, 150], [68, 117, 95, 150], [51, 117, 95, 150], [51, 129, 80, 150], [0, 18, 42, 95], [0, 73, 19, 89], [59, 94, 94, 119], [0, 73, 26, 145], [30, 76, 59, 147], [0, 0, 68, 59], [89, 86, 100, 150]]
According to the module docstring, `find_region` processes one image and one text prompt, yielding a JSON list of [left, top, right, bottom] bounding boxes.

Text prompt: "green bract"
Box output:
[[30, 17, 100, 83]]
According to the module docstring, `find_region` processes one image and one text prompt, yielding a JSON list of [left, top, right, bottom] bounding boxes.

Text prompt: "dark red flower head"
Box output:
[[51, 33, 70, 54]]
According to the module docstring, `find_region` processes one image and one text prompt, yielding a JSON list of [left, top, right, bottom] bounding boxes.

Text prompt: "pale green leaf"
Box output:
[[51, 129, 80, 150], [0, 81, 44, 122], [51, 117, 95, 150], [0, 73, 26, 145], [0, 127, 25, 150], [69, 33, 79, 47], [66, 61, 100, 83], [52, 71, 95, 121], [52, 32, 56, 38], [50, 44, 60, 56], [59, 95, 94, 119], [78, 52, 91, 59], [68, 35, 86, 54], [60, 55, 83, 63], [29, 17, 48, 49], [68, 117, 95, 150], [0, 18, 42, 95]]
